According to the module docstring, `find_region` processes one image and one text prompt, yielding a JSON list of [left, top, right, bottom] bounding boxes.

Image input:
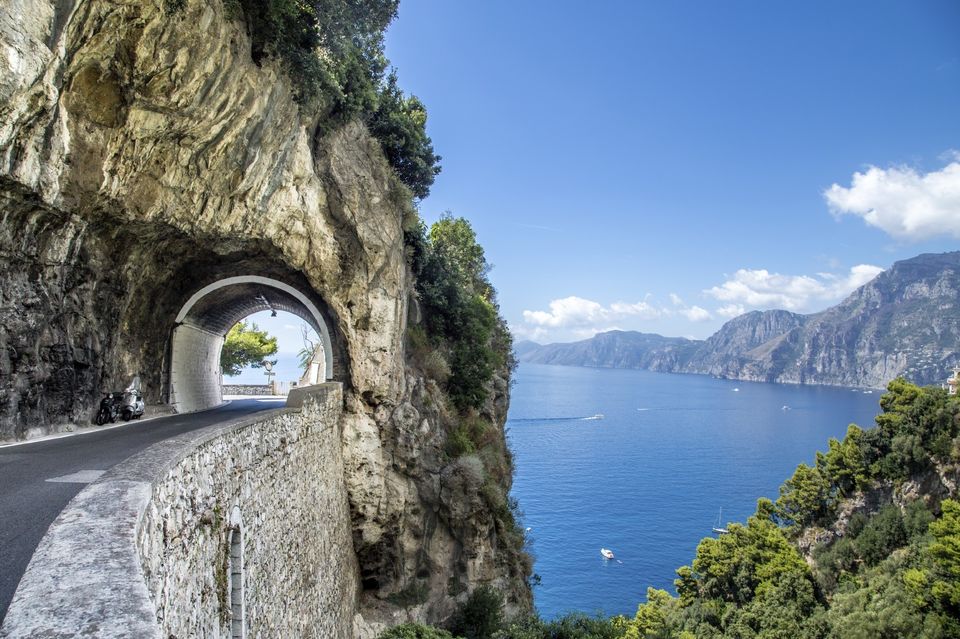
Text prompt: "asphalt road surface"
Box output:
[[0, 398, 280, 625]]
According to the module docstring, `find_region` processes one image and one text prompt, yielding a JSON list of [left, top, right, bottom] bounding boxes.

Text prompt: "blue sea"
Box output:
[[224, 353, 304, 386], [507, 363, 883, 620]]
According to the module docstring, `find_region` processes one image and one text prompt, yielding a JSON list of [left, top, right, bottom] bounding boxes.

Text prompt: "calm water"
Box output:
[[507, 363, 882, 620]]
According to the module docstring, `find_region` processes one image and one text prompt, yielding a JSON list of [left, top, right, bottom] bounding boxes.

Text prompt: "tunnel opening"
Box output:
[[0, 200, 352, 438], [219, 309, 325, 392], [167, 276, 337, 413]]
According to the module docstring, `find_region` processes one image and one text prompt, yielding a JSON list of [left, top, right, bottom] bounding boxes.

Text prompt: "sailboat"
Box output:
[[712, 508, 729, 535]]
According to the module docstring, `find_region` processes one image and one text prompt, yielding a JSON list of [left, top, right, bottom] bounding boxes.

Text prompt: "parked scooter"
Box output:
[[120, 389, 145, 421], [94, 392, 120, 425]]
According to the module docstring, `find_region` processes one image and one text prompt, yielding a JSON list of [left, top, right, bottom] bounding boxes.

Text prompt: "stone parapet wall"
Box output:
[[0, 383, 359, 638], [221, 384, 276, 396]]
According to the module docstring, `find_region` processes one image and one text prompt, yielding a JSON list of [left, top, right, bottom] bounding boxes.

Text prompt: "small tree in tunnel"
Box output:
[[297, 323, 323, 372], [220, 321, 279, 376]]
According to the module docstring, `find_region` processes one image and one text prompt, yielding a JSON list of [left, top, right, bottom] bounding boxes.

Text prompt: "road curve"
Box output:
[[0, 398, 280, 624]]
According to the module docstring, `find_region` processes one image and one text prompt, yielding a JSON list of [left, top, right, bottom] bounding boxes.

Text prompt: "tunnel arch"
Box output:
[[167, 275, 336, 413]]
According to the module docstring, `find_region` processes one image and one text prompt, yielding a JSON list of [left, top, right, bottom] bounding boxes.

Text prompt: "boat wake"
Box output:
[[581, 414, 605, 421], [510, 415, 605, 424]]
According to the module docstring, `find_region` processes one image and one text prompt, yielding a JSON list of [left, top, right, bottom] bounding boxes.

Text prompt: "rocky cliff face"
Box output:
[[708, 253, 960, 388], [0, 0, 527, 628], [681, 309, 808, 380], [518, 253, 960, 389]]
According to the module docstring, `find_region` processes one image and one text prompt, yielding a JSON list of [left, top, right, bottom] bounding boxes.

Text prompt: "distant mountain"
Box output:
[[512, 340, 543, 360], [516, 252, 960, 388], [682, 309, 808, 379], [518, 330, 699, 370]]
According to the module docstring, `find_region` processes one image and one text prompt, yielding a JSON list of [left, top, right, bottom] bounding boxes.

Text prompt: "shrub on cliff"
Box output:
[[224, 0, 441, 198], [449, 585, 504, 639], [368, 72, 441, 199], [410, 214, 510, 413], [378, 623, 457, 639]]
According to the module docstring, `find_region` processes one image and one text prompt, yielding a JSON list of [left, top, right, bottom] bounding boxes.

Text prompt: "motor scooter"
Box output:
[[94, 392, 120, 425], [121, 389, 145, 421]]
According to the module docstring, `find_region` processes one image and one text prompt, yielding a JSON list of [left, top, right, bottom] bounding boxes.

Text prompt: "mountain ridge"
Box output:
[[517, 251, 960, 388]]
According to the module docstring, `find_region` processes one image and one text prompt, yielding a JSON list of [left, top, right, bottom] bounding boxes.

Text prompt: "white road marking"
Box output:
[[46, 470, 107, 484], [0, 400, 234, 449]]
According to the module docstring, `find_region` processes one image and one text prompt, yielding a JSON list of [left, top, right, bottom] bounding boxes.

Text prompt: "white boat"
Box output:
[[712, 508, 730, 535], [600, 548, 615, 559]]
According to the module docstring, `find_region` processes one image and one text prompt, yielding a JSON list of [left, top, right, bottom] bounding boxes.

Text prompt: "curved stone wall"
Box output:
[[1, 384, 359, 638]]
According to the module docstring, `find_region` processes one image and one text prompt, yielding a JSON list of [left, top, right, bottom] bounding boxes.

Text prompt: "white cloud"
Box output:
[[669, 293, 684, 306], [522, 296, 607, 328], [705, 264, 884, 312], [519, 296, 674, 341], [716, 304, 746, 318], [681, 305, 712, 322], [511, 323, 549, 342], [522, 296, 662, 330], [824, 155, 960, 240], [609, 300, 662, 319]]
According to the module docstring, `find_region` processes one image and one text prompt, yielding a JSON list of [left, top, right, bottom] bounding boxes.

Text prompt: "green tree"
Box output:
[[428, 214, 491, 297], [414, 214, 504, 411], [378, 624, 457, 639], [449, 585, 503, 639], [733, 571, 827, 639], [234, 0, 396, 107], [220, 321, 278, 376], [929, 499, 960, 610], [820, 424, 868, 495], [854, 505, 907, 567], [224, 0, 442, 198], [691, 514, 811, 607], [627, 588, 675, 637], [368, 72, 441, 199], [776, 463, 834, 529]]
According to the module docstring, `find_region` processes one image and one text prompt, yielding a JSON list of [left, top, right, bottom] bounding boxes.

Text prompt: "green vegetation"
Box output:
[[385, 580, 431, 609], [379, 379, 960, 638], [409, 213, 511, 413], [403, 212, 529, 612], [449, 585, 504, 639], [219, 320, 278, 376], [379, 624, 456, 639], [368, 72, 441, 199], [219, 0, 440, 198]]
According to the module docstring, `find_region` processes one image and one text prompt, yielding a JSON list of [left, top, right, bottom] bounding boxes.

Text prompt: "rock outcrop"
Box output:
[[0, 0, 527, 628], [518, 252, 960, 388]]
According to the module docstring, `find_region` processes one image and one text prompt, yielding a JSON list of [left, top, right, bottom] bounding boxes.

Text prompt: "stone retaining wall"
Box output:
[[221, 384, 276, 396], [0, 383, 359, 638]]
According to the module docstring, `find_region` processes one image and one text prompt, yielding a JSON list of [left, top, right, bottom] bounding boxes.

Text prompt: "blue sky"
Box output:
[[383, 0, 960, 342]]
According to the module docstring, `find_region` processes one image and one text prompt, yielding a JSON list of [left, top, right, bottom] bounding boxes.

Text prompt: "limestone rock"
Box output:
[[0, 0, 528, 627]]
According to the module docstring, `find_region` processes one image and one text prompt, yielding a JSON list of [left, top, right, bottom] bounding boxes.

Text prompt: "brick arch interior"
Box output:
[[168, 276, 335, 413]]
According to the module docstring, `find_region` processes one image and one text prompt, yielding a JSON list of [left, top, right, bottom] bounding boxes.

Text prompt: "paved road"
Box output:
[[0, 398, 280, 624]]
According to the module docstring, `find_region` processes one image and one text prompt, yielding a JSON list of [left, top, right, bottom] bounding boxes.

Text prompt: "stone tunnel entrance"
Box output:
[[167, 276, 335, 413]]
